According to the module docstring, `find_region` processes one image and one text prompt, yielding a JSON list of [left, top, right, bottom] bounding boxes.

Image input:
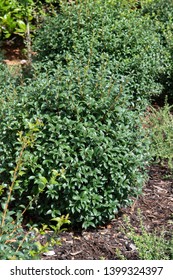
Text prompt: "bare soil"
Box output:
[[2, 37, 26, 65]]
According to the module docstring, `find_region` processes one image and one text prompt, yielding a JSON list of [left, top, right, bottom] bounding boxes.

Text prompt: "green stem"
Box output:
[[26, 16, 32, 64], [1, 142, 27, 229]]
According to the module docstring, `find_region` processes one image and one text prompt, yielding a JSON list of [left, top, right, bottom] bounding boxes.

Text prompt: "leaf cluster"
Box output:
[[0, 0, 45, 39]]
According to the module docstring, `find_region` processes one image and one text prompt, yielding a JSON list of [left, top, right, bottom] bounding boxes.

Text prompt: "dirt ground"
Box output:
[[41, 163, 173, 260]]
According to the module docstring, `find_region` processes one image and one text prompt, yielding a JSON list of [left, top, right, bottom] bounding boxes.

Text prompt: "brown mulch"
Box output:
[[41, 163, 173, 260], [2, 37, 25, 57]]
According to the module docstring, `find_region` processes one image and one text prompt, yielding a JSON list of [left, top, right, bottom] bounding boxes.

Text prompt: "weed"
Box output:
[[120, 210, 172, 260], [147, 102, 173, 170]]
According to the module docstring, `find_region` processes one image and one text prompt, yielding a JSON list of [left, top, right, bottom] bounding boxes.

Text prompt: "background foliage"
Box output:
[[141, 0, 173, 102], [33, 0, 169, 99]]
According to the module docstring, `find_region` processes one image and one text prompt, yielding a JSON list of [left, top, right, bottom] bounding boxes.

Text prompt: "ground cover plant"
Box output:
[[121, 210, 173, 260], [0, 0, 173, 259], [148, 102, 173, 170]]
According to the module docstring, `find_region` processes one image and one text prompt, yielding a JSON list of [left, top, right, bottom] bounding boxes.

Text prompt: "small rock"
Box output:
[[43, 250, 56, 256], [20, 59, 27, 65], [125, 241, 137, 251]]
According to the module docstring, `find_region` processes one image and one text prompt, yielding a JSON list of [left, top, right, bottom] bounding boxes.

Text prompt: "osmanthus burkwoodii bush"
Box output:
[[0, 0, 153, 228], [0, 55, 150, 228]]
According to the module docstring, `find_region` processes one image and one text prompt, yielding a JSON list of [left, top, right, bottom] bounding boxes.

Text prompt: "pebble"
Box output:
[[43, 250, 56, 256]]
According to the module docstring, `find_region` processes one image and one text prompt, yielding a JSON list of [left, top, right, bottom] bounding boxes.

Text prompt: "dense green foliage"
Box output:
[[141, 0, 173, 101], [33, 0, 169, 99], [0, 57, 150, 228], [0, 118, 70, 260]]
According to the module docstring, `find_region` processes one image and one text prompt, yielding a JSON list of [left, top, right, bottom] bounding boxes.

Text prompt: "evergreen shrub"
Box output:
[[0, 0, 153, 228], [0, 57, 150, 228]]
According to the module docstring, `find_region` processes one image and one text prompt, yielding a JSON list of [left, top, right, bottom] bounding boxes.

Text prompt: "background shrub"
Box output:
[[141, 0, 173, 102], [33, 0, 169, 99], [0, 0, 45, 39]]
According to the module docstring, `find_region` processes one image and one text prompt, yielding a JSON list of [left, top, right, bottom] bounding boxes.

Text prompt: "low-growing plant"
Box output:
[[146, 102, 173, 170], [120, 210, 172, 260], [29, 214, 70, 258]]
